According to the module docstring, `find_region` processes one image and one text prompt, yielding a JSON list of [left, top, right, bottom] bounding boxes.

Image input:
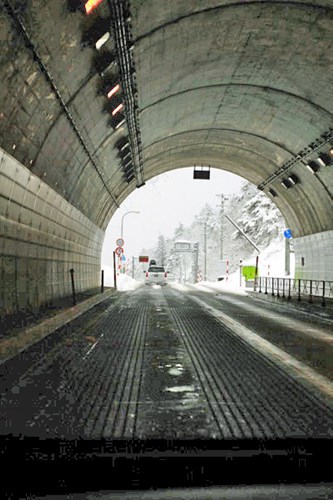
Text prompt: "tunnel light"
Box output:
[[95, 32, 110, 50], [316, 158, 326, 168], [317, 152, 332, 166], [305, 161, 319, 174], [281, 179, 291, 189], [115, 118, 125, 129], [268, 188, 277, 198], [288, 174, 299, 185], [107, 83, 120, 99], [122, 151, 131, 161], [120, 141, 130, 152], [85, 0, 104, 14], [112, 103, 124, 116], [109, 114, 125, 130]]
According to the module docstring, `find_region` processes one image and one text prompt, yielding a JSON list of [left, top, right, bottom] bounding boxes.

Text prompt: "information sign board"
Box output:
[[139, 256, 149, 263]]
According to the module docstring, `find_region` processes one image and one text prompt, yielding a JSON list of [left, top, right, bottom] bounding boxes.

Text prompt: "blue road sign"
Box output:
[[122, 254, 126, 261], [284, 229, 293, 239]]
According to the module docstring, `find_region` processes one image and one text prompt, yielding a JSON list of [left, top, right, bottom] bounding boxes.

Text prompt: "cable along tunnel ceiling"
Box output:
[[0, 0, 332, 237]]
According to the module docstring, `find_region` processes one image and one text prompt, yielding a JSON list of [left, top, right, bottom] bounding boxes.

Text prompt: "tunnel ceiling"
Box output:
[[0, 0, 332, 238]]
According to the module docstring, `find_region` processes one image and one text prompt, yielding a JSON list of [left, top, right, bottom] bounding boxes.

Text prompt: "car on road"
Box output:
[[145, 265, 167, 286]]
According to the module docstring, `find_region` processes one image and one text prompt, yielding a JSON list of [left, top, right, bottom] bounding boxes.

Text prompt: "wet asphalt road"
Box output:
[[0, 284, 332, 439]]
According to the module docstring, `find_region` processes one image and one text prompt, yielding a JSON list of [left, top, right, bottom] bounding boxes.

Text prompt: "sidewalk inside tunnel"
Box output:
[[0, 285, 332, 441]]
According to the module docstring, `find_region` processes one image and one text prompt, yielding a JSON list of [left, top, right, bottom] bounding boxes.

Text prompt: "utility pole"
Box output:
[[203, 221, 207, 281], [216, 194, 228, 261]]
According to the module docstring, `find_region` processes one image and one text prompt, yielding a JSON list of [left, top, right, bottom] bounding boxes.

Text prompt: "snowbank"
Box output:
[[102, 265, 141, 291]]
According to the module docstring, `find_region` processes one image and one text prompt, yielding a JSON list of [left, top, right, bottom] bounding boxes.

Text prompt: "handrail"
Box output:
[[254, 277, 333, 307]]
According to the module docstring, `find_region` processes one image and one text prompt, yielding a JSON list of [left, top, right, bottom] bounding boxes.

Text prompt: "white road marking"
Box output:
[[190, 295, 333, 402]]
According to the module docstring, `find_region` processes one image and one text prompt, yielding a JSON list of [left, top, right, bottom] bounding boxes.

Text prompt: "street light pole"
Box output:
[[216, 194, 228, 261], [203, 221, 207, 281], [120, 210, 140, 239], [120, 211, 140, 274]]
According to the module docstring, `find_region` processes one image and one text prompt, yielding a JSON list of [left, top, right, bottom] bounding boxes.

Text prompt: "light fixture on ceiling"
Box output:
[[281, 179, 291, 189], [95, 32, 110, 50], [317, 152, 332, 167], [288, 174, 299, 185], [115, 119, 125, 130], [109, 114, 125, 130], [107, 83, 120, 99], [121, 151, 131, 161], [81, 18, 111, 49], [268, 188, 277, 197], [84, 0, 104, 15], [316, 157, 326, 168], [305, 161, 319, 174], [112, 103, 124, 116]]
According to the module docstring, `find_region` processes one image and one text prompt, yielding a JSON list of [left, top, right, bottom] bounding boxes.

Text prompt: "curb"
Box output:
[[0, 289, 116, 364]]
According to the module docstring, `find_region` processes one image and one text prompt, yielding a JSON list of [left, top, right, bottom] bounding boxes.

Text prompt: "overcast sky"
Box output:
[[101, 167, 246, 267]]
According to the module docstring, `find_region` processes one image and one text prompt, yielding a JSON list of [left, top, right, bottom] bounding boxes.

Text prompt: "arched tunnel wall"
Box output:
[[0, 147, 104, 321]]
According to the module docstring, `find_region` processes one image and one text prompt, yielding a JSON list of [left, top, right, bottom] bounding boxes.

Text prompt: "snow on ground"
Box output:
[[116, 274, 141, 291], [257, 239, 295, 278], [102, 265, 141, 291]]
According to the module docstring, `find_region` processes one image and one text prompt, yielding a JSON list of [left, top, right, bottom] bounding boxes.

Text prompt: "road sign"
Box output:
[[115, 246, 124, 256], [116, 238, 124, 246], [122, 254, 126, 261], [284, 229, 293, 239], [139, 256, 149, 263], [174, 240, 192, 252]]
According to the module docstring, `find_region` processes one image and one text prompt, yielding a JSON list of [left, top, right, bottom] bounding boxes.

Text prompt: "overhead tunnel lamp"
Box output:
[[317, 152, 332, 166], [84, 0, 104, 15], [288, 174, 299, 185], [305, 161, 319, 174], [268, 188, 277, 198], [107, 83, 120, 99], [110, 115, 125, 130], [81, 18, 111, 49], [281, 179, 291, 189], [112, 103, 124, 116], [95, 32, 110, 50]]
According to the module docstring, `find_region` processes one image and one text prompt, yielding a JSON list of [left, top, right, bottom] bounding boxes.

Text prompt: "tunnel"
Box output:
[[0, 0, 332, 318]]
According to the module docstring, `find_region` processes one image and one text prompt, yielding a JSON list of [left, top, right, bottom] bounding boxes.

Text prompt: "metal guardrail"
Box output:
[[254, 277, 333, 307]]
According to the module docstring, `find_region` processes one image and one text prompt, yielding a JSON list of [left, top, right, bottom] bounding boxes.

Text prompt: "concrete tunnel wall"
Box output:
[[0, 147, 104, 319]]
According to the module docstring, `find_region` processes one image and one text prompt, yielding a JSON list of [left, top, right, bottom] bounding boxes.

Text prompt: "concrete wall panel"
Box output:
[[0, 148, 104, 320], [294, 230, 333, 281]]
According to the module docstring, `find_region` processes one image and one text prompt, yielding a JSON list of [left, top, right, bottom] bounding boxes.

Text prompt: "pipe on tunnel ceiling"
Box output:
[[108, 0, 145, 188]]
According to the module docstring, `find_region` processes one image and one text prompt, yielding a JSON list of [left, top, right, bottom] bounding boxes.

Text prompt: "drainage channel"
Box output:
[[163, 290, 333, 439]]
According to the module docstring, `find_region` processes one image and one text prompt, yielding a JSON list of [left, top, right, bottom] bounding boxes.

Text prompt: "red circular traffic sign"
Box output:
[[115, 246, 124, 256]]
